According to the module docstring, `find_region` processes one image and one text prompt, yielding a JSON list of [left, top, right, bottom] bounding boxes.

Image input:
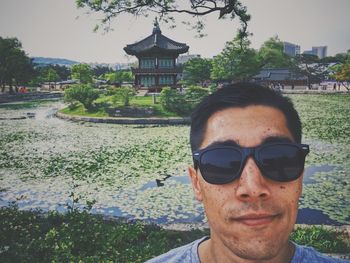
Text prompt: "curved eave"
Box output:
[[124, 45, 189, 56]]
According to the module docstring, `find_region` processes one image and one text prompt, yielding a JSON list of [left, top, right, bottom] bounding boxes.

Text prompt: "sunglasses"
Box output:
[[193, 142, 309, 184]]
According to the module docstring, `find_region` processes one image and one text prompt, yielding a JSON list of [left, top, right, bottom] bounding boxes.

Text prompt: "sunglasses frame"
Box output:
[[193, 142, 310, 184]]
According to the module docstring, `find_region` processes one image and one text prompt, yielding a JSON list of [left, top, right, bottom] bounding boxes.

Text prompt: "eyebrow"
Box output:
[[205, 136, 293, 149]]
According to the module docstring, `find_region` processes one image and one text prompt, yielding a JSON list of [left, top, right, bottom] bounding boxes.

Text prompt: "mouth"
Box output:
[[233, 213, 279, 227]]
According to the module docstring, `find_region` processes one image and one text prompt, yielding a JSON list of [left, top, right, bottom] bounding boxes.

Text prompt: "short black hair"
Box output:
[[190, 83, 302, 152]]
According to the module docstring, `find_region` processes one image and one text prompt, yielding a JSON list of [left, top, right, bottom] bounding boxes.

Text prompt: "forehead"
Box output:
[[200, 105, 294, 148]]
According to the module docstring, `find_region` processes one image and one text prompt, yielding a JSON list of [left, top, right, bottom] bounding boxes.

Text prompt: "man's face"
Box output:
[[189, 105, 303, 261]]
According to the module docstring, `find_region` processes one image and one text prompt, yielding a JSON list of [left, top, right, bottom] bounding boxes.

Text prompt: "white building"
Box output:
[[303, 46, 327, 59], [177, 54, 201, 65], [283, 42, 300, 57]]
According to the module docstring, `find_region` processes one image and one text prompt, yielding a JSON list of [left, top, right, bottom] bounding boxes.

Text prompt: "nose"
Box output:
[[235, 157, 271, 201]]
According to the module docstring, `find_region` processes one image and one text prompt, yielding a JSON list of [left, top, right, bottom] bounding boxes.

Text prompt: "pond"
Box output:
[[0, 99, 349, 226]]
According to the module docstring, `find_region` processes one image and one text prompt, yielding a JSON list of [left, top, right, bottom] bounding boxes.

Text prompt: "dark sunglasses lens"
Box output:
[[258, 144, 304, 182], [200, 148, 242, 184]]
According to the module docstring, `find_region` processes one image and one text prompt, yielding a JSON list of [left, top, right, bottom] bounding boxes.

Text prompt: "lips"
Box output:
[[233, 213, 279, 227]]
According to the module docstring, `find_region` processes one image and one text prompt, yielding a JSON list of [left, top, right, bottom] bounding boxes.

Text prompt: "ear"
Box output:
[[188, 166, 203, 202]]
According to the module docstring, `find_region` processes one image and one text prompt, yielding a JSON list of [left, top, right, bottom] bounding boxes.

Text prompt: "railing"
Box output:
[[131, 67, 183, 74]]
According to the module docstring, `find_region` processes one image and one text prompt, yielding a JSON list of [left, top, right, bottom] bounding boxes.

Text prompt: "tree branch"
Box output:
[[76, 0, 249, 35]]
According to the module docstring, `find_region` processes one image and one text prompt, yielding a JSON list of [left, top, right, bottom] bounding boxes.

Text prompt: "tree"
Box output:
[[110, 87, 136, 106], [258, 36, 293, 68], [0, 37, 34, 93], [160, 87, 190, 116], [64, 84, 100, 110], [76, 0, 250, 37], [293, 54, 330, 88], [92, 65, 113, 78], [71, 64, 93, 84], [183, 58, 212, 86], [50, 65, 71, 81], [184, 86, 209, 107], [104, 71, 133, 84], [42, 67, 59, 90], [331, 58, 350, 90], [32, 65, 71, 87], [211, 34, 260, 82]]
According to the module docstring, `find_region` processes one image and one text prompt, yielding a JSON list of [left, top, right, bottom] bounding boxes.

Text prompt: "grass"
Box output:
[[60, 95, 179, 118], [0, 205, 348, 263], [60, 105, 108, 118]]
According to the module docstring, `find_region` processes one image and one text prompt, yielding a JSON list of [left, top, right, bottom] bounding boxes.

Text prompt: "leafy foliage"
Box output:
[[71, 64, 93, 84], [159, 86, 209, 116], [182, 58, 212, 85], [330, 53, 350, 90], [0, 204, 207, 263], [184, 85, 210, 106], [290, 226, 349, 253], [0, 205, 348, 263], [42, 67, 59, 84], [258, 36, 293, 68], [92, 65, 113, 78], [211, 34, 260, 81], [75, 0, 251, 37], [110, 87, 136, 106], [292, 54, 330, 87], [104, 70, 133, 84], [30, 65, 71, 86], [160, 87, 190, 116], [64, 84, 100, 110], [0, 37, 34, 93]]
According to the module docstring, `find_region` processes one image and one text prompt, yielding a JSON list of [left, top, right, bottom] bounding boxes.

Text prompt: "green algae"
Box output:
[[0, 95, 349, 225]]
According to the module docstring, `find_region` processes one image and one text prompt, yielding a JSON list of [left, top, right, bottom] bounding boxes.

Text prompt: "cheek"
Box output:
[[278, 183, 302, 208], [201, 183, 231, 210]]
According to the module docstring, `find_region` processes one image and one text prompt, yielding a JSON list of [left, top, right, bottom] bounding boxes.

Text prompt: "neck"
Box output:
[[198, 236, 295, 263]]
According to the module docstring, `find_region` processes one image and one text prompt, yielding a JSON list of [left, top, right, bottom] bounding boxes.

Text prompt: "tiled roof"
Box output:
[[254, 68, 307, 81], [124, 26, 189, 55]]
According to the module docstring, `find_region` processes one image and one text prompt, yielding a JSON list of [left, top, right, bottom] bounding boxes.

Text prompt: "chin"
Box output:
[[226, 238, 285, 261]]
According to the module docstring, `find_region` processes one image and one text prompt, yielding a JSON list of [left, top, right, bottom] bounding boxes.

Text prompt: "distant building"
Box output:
[[177, 54, 201, 65], [124, 19, 189, 92], [283, 42, 300, 57], [303, 46, 327, 59], [312, 46, 327, 59], [253, 68, 308, 86]]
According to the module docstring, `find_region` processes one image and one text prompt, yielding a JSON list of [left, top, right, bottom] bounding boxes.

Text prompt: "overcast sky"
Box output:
[[0, 0, 349, 63]]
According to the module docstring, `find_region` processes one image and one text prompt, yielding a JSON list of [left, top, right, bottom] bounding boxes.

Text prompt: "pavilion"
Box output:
[[124, 20, 189, 92]]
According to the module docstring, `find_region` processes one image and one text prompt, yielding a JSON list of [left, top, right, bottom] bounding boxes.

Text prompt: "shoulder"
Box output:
[[145, 237, 208, 263], [292, 244, 349, 263]]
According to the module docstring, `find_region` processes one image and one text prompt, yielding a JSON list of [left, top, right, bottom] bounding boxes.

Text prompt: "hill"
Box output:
[[32, 57, 79, 67]]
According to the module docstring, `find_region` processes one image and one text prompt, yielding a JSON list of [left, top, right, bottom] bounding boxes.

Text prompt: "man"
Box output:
[[147, 83, 347, 263]]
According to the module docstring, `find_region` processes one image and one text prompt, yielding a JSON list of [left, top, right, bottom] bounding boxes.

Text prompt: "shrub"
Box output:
[[64, 84, 100, 111], [159, 86, 210, 116], [0, 205, 349, 262], [184, 86, 209, 107], [110, 87, 136, 106], [160, 87, 191, 116], [208, 83, 218, 93]]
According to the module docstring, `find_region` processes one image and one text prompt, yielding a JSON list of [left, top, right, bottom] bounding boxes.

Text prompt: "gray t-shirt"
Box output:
[[146, 237, 349, 263]]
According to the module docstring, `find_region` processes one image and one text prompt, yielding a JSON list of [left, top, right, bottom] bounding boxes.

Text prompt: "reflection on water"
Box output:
[[303, 165, 337, 184], [139, 175, 190, 191], [296, 208, 342, 226]]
